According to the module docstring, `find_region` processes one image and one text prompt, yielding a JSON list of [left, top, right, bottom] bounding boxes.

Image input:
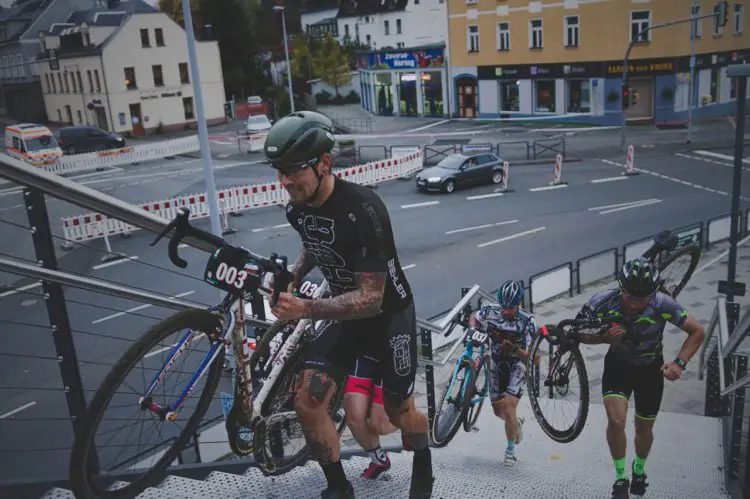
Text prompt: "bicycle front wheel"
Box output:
[[658, 244, 701, 299], [463, 356, 488, 432], [69, 309, 225, 499], [526, 332, 589, 444], [430, 358, 475, 447]]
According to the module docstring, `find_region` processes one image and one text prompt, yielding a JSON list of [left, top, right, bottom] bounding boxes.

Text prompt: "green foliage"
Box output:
[[158, 0, 202, 26], [313, 33, 351, 96]]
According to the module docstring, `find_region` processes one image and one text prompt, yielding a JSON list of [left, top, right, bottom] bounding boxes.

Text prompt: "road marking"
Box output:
[[178, 243, 190, 249], [92, 255, 140, 271], [0, 281, 42, 299], [213, 141, 233, 145], [0, 401, 36, 420], [405, 119, 451, 133], [529, 184, 568, 192], [477, 226, 546, 248], [92, 290, 195, 324], [466, 192, 504, 200], [676, 152, 750, 172], [588, 199, 660, 212], [401, 201, 440, 209], [694, 150, 750, 164], [402, 264, 416, 270], [598, 199, 662, 215], [252, 223, 292, 233], [446, 219, 518, 235], [591, 176, 627, 184]]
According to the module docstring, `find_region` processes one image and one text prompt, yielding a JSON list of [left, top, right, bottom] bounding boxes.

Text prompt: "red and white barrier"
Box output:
[[60, 150, 425, 246], [497, 161, 512, 192], [623, 144, 639, 176], [247, 134, 267, 152], [548, 154, 567, 186]]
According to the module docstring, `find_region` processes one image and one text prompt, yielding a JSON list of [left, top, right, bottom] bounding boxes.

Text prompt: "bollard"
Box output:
[[548, 154, 568, 186], [622, 144, 640, 176], [496, 160, 515, 193], [220, 198, 238, 236]]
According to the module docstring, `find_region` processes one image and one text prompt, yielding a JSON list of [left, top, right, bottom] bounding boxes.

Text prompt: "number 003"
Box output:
[[215, 262, 247, 290]]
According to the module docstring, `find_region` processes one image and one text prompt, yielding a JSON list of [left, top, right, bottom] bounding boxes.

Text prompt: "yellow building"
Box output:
[[446, 0, 749, 124]]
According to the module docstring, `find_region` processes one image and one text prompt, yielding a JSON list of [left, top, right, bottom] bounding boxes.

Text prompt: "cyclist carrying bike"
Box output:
[[263, 111, 434, 499], [575, 257, 705, 499], [468, 280, 536, 466]]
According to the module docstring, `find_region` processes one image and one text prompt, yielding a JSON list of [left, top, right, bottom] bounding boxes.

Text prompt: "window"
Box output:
[[152, 64, 164, 87], [467, 25, 479, 52], [397, 19, 402, 34], [76, 110, 83, 124], [366, 34, 371, 45], [691, 4, 701, 39], [179, 62, 190, 84], [87, 70, 93, 92], [534, 80, 555, 113], [124, 67, 137, 89], [64, 72, 70, 92], [498, 81, 519, 112], [140, 28, 150, 48], [94, 69, 101, 92], [44, 73, 50, 93], [155, 28, 164, 46], [630, 11, 651, 42], [709, 68, 720, 103], [76, 71, 83, 93], [496, 22, 510, 51], [735, 4, 744, 34], [183, 96, 195, 120], [344, 24, 349, 38], [384, 20, 390, 35], [70, 71, 77, 92], [712, 3, 724, 35], [57, 73, 62, 92], [50, 74, 56, 92], [529, 19, 543, 48], [567, 80, 590, 112], [564, 16, 579, 47]]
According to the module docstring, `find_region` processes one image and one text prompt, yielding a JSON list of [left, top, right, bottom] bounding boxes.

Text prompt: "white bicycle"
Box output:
[[69, 207, 347, 499]]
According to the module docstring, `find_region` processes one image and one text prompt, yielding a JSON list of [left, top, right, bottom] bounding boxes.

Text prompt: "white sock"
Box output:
[[368, 445, 387, 465]]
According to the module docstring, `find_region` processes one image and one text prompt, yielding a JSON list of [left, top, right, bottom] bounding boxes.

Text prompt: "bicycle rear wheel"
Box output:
[[526, 331, 589, 444], [430, 358, 475, 447], [69, 309, 225, 499], [463, 356, 488, 432], [658, 244, 701, 299]]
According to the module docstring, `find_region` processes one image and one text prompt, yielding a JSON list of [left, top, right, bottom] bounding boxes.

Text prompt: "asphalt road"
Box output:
[[0, 142, 748, 482]]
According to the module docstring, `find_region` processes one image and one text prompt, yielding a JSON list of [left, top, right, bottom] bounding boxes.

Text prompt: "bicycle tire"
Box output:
[[252, 349, 347, 476], [69, 309, 225, 499], [463, 357, 487, 432], [526, 333, 589, 444], [657, 244, 701, 299], [430, 358, 475, 448]]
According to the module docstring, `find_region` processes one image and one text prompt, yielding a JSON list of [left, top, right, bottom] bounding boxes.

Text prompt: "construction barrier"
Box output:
[[623, 144, 639, 176], [247, 133, 267, 152], [60, 151, 425, 246], [548, 154, 567, 186], [37, 135, 202, 176]]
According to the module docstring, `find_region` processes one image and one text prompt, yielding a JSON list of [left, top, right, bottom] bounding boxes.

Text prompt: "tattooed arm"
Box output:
[[302, 271, 386, 320], [291, 247, 316, 289]]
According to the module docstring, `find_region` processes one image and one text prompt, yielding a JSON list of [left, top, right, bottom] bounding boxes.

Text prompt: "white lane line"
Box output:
[[478, 226, 546, 248], [178, 243, 190, 249], [446, 219, 518, 235], [213, 141, 233, 145], [402, 264, 416, 270], [529, 184, 568, 192], [0, 401, 37, 420], [591, 176, 627, 184], [401, 201, 440, 209], [92, 290, 196, 324], [466, 192, 504, 200], [694, 150, 750, 164], [405, 119, 451, 133], [0, 282, 42, 299], [676, 152, 750, 172], [598, 199, 662, 215], [252, 223, 292, 233], [92, 255, 140, 271], [588, 199, 660, 211]]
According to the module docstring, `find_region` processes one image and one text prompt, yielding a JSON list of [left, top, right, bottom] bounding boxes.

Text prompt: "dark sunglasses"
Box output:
[[274, 156, 320, 178]]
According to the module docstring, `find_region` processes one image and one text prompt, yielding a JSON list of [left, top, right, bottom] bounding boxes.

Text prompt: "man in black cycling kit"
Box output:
[[575, 257, 705, 499], [263, 111, 433, 499]]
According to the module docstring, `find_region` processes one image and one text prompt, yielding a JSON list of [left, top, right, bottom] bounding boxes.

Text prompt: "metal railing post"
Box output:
[[705, 348, 723, 417], [23, 187, 99, 474], [420, 325, 436, 436], [729, 355, 747, 484]]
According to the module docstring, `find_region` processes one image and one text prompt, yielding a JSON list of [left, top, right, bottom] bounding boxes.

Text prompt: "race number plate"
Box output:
[[469, 330, 489, 347], [204, 246, 263, 295]]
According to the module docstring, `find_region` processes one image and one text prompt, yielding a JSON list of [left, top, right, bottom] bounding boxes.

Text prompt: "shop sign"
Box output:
[[478, 61, 603, 80], [359, 48, 445, 70], [606, 58, 675, 76], [676, 49, 750, 72]]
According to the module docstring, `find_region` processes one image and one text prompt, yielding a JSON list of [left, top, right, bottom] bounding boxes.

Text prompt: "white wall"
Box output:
[[41, 55, 109, 127], [101, 13, 225, 133], [478, 79, 496, 114], [310, 72, 361, 97]]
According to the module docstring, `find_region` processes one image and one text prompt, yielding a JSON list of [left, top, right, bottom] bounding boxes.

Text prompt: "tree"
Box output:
[[312, 33, 351, 97], [290, 35, 314, 82], [158, 0, 202, 27]]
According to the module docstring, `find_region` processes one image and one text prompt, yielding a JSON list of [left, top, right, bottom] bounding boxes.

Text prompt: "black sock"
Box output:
[[321, 460, 349, 490]]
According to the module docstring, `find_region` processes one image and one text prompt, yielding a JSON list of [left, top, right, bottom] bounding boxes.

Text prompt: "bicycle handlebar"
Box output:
[[150, 207, 294, 306], [543, 317, 635, 346]]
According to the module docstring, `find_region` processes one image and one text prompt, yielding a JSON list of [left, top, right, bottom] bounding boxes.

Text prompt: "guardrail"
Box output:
[[417, 138, 563, 166]]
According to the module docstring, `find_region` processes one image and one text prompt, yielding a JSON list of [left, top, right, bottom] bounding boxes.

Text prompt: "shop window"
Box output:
[[709, 68, 720, 103], [498, 81, 519, 112], [567, 80, 590, 112], [534, 80, 556, 113]]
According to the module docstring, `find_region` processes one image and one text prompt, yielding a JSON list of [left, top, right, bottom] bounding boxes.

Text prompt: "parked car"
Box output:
[[246, 114, 273, 135], [415, 153, 505, 193], [57, 125, 125, 155]]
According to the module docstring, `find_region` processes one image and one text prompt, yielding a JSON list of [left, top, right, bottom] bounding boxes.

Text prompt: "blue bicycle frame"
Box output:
[[461, 328, 490, 413]]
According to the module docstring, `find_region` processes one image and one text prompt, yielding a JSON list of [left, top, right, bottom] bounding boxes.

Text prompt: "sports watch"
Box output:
[[674, 358, 687, 369]]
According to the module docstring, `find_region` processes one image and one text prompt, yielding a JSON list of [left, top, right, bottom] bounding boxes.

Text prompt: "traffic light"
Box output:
[[716, 1, 729, 28], [622, 84, 630, 110]]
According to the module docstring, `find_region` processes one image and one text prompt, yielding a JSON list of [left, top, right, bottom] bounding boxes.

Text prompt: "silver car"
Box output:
[[415, 153, 505, 193]]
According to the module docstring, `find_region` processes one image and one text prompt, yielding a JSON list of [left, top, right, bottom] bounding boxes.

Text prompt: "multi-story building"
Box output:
[[0, 0, 100, 122], [301, 0, 450, 117], [38, 0, 225, 135], [447, 0, 749, 124]]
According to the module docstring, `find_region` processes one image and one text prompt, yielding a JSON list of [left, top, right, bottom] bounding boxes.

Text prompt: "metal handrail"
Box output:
[[722, 306, 750, 361], [698, 302, 720, 381]]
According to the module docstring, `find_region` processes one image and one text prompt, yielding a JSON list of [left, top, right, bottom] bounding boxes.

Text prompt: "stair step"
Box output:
[[204, 470, 270, 497], [157, 475, 231, 498]]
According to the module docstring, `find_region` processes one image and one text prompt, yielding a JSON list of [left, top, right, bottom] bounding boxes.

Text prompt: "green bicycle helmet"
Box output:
[[264, 111, 336, 172]]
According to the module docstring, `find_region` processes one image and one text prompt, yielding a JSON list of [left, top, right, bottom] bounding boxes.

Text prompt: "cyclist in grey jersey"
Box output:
[[469, 280, 536, 467], [575, 257, 705, 499]]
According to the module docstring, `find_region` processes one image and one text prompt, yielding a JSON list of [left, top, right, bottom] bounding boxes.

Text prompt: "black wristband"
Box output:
[[674, 358, 687, 369]]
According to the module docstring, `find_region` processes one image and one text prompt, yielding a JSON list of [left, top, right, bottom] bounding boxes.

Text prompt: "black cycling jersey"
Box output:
[[285, 176, 413, 315]]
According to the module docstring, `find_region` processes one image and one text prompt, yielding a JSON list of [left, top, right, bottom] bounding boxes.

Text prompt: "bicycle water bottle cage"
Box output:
[[203, 246, 264, 296]]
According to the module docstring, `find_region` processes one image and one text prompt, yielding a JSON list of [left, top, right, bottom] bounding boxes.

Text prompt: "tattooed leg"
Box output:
[[294, 369, 341, 463]]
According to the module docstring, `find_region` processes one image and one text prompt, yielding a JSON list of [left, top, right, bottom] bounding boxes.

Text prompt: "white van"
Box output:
[[4, 124, 63, 167]]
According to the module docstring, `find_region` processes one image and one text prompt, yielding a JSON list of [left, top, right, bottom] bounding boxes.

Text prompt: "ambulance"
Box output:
[[4, 124, 63, 167]]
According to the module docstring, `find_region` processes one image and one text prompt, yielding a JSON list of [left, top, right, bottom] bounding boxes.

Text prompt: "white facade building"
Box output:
[[39, 7, 225, 135]]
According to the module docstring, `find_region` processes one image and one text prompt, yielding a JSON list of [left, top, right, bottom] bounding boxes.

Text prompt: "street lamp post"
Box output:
[[274, 5, 295, 114]]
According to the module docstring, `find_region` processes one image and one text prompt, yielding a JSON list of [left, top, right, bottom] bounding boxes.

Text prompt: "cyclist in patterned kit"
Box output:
[[575, 257, 705, 499], [469, 280, 537, 466]]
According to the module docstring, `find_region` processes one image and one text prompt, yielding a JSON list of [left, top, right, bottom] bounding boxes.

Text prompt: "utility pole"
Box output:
[[687, 0, 698, 143]]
